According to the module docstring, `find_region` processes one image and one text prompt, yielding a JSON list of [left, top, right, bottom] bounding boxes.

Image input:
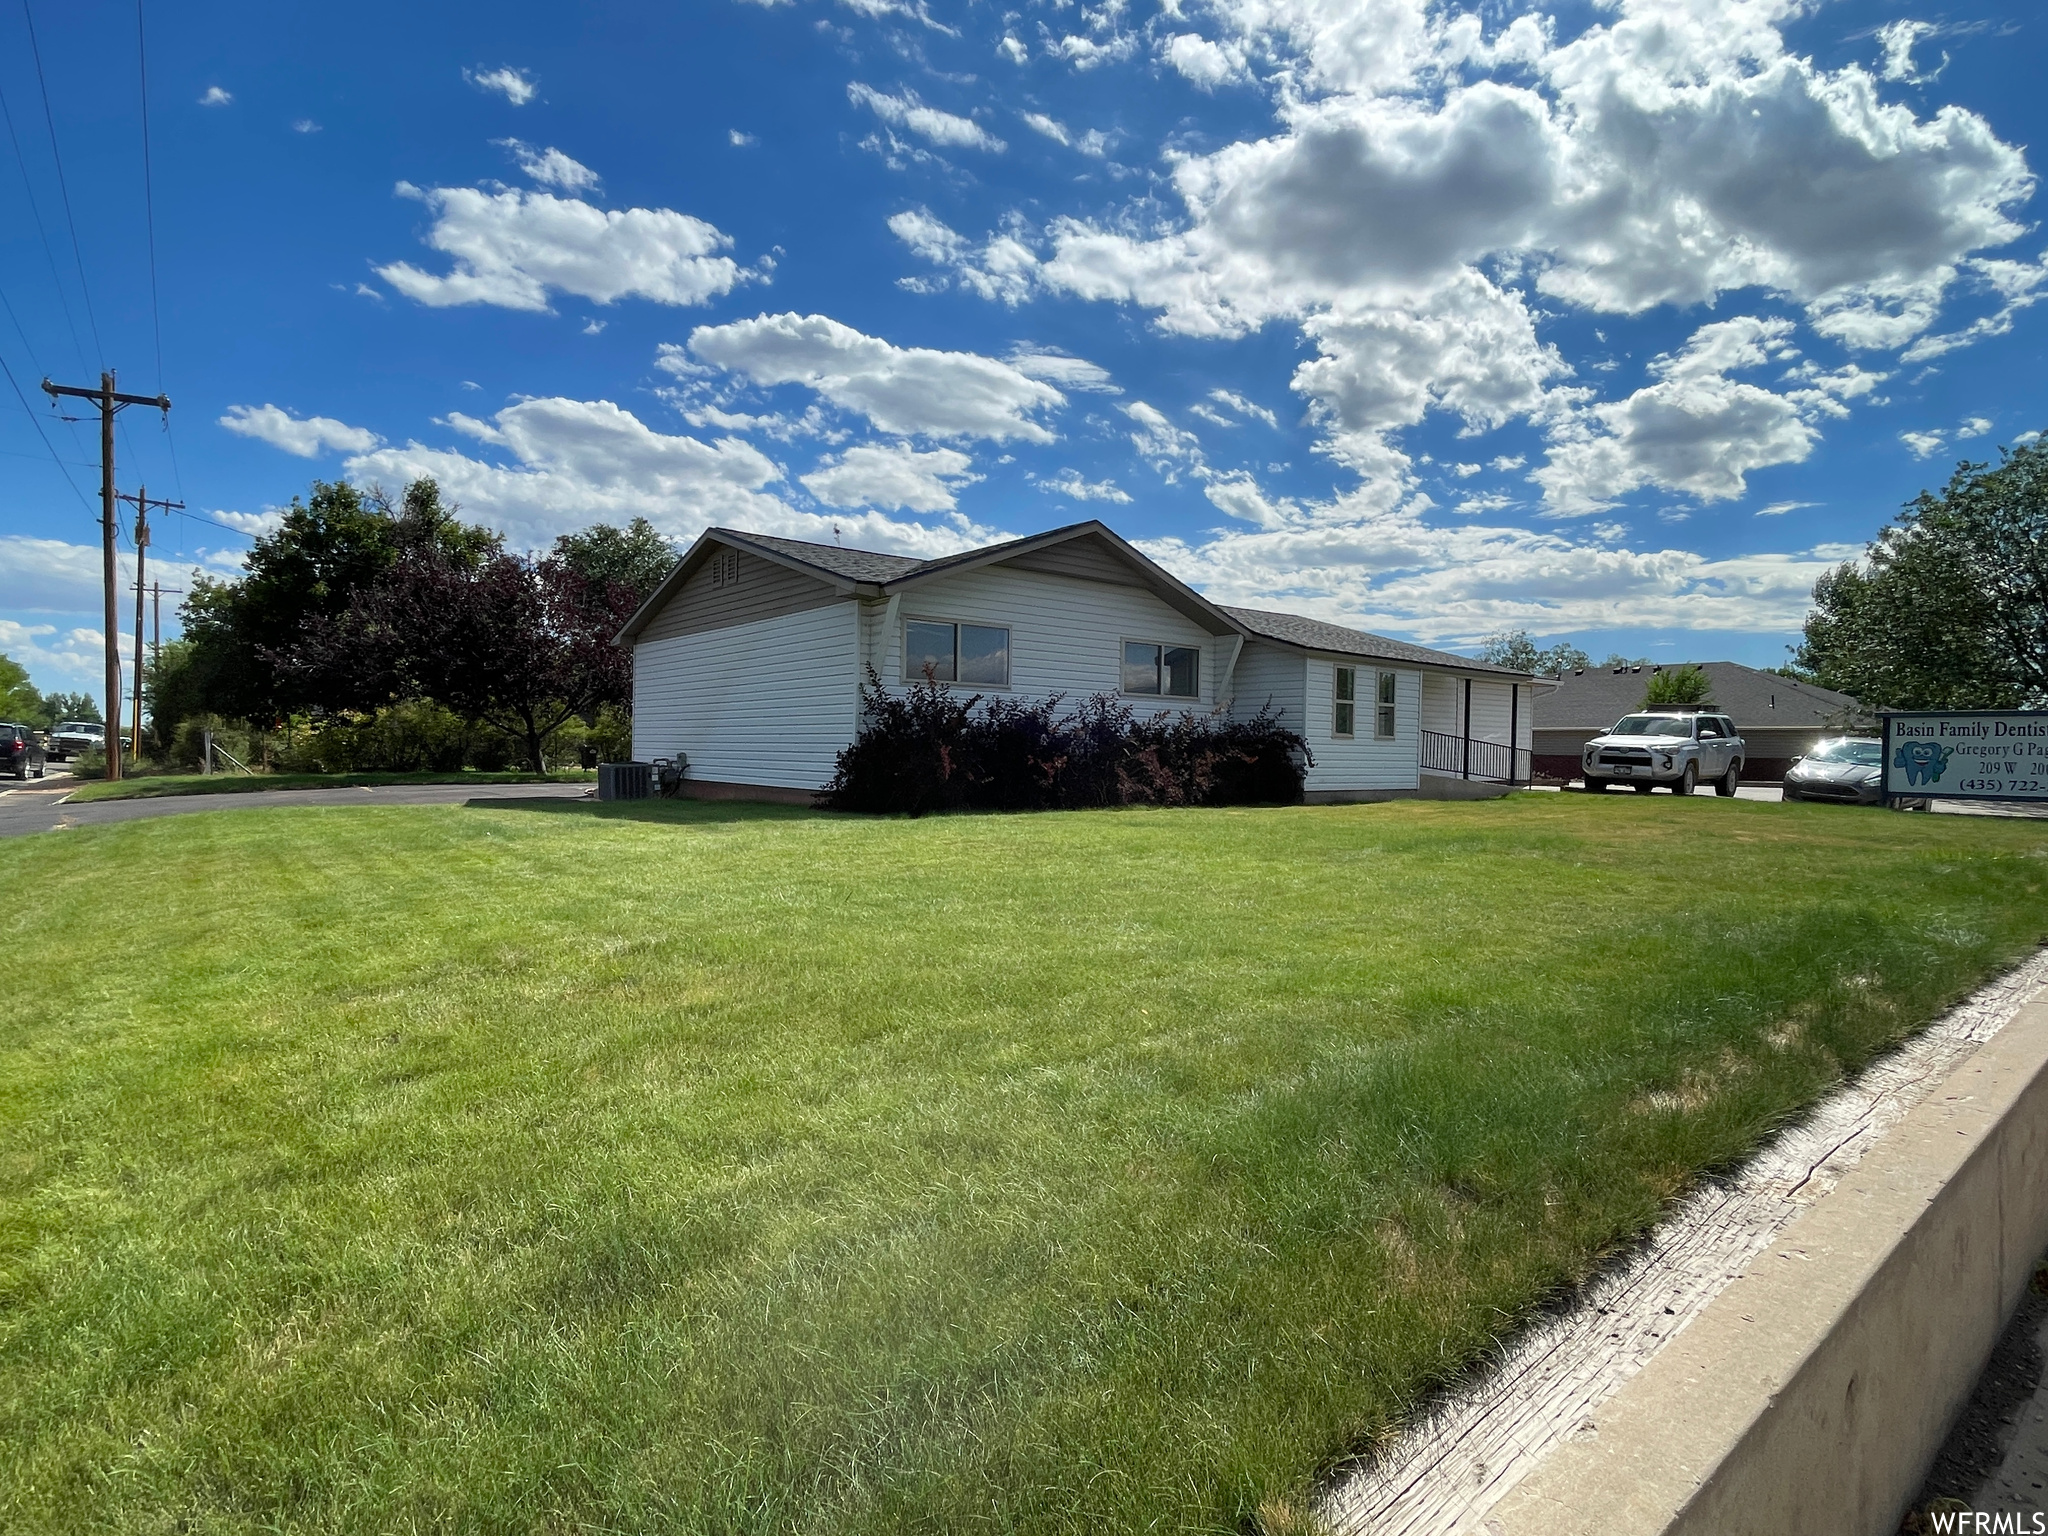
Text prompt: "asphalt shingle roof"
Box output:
[[1221, 606, 1529, 675], [721, 529, 929, 584], [1533, 662, 1861, 731]]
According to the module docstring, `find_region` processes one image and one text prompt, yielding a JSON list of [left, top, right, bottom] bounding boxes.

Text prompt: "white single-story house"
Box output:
[[618, 520, 1536, 804]]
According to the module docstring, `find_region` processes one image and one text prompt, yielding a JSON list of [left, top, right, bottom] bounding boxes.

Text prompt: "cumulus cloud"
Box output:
[[1533, 317, 1882, 515], [1877, 20, 1945, 84], [1901, 429, 1946, 458], [198, 86, 231, 106], [685, 312, 1065, 442], [495, 139, 600, 192], [1004, 345, 1117, 393], [848, 84, 1004, 151], [1163, 32, 1248, 88], [376, 181, 750, 311], [220, 404, 382, 458], [1036, 469, 1131, 503], [802, 442, 981, 512], [465, 65, 536, 105], [888, 208, 1039, 305]]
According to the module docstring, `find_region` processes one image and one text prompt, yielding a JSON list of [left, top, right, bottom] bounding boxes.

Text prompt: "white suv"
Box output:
[[1583, 712, 1746, 796]]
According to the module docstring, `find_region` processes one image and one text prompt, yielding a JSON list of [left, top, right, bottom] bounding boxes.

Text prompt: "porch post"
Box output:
[[1461, 677, 1471, 780], [1509, 682, 1520, 783]]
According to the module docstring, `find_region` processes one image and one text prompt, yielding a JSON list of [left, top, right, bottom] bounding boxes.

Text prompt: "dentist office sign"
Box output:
[[1881, 711, 2048, 804]]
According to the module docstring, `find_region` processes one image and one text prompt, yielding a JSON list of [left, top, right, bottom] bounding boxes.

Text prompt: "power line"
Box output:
[[0, 75, 90, 379], [134, 0, 163, 387], [21, 0, 105, 363], [0, 343, 92, 509]]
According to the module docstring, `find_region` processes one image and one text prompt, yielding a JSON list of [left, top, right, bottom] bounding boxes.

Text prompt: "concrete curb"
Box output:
[[1488, 994, 2048, 1535]]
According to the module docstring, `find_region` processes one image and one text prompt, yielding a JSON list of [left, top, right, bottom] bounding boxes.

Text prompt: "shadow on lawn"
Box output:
[[465, 796, 833, 828]]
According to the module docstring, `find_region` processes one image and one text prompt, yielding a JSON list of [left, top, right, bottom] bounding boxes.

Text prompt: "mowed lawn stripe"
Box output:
[[2, 795, 2044, 1533]]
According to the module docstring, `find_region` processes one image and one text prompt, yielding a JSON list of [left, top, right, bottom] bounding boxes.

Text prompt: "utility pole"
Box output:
[[41, 373, 170, 780], [116, 487, 182, 763]]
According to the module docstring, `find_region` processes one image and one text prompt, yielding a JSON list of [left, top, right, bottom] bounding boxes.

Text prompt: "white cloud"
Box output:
[[1163, 33, 1247, 89], [839, 0, 956, 34], [1005, 345, 1117, 393], [291, 119, 320, 134], [220, 404, 382, 458], [212, 509, 287, 535], [1533, 317, 1879, 516], [1901, 429, 1946, 458], [1206, 388, 1278, 428], [0, 536, 110, 614], [1036, 468, 1132, 503], [494, 139, 599, 192], [1490, 454, 1525, 471], [848, 84, 1004, 152], [376, 182, 750, 312], [1451, 462, 1482, 478], [1122, 401, 1205, 480], [997, 34, 1028, 64], [801, 442, 980, 512], [1957, 415, 1993, 439], [198, 86, 231, 106], [465, 65, 537, 106], [888, 208, 1039, 305], [729, 129, 757, 147], [1877, 20, 1945, 85], [1755, 500, 1817, 517], [345, 398, 1003, 558], [686, 312, 1065, 442]]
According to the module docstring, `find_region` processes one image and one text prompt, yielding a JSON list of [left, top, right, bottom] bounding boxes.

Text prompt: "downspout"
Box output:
[[1216, 633, 1243, 710]]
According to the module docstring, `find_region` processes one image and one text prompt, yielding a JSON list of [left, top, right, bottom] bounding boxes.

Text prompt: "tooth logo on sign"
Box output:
[[1893, 739, 1952, 786]]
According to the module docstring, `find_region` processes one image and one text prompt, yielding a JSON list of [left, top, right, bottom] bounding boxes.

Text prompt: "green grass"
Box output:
[[63, 768, 596, 803], [3, 794, 2046, 1534]]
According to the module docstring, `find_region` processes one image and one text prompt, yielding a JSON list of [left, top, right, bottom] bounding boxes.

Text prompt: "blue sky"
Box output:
[[2, 0, 2042, 702]]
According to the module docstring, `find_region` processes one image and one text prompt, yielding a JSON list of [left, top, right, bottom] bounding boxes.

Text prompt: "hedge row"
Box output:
[[819, 672, 1311, 815]]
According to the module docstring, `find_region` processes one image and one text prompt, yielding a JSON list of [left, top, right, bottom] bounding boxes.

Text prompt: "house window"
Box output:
[[905, 619, 1011, 686], [1122, 641, 1199, 698], [1333, 666, 1356, 738], [1375, 670, 1397, 739]]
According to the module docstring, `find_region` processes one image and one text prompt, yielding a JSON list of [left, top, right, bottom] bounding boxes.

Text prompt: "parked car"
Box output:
[[45, 720, 103, 761], [1782, 736, 1884, 805], [1, 722, 47, 780], [1582, 711, 1746, 796]]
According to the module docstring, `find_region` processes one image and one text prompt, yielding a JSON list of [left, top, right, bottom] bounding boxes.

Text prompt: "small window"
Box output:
[[1375, 671, 1397, 739], [905, 619, 1010, 687], [1122, 641, 1199, 698], [1333, 666, 1356, 738]]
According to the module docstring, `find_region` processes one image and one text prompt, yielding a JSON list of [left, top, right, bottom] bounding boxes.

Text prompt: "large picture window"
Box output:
[[905, 619, 1011, 686], [1122, 641, 1200, 698], [1375, 670, 1397, 738]]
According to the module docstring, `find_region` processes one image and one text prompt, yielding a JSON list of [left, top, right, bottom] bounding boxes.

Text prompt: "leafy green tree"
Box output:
[[1795, 441, 2048, 708], [1643, 664, 1712, 706], [145, 639, 205, 753], [1476, 629, 1592, 676], [551, 517, 676, 609], [182, 478, 500, 721], [0, 653, 39, 723], [40, 691, 98, 723], [1600, 652, 1650, 670]]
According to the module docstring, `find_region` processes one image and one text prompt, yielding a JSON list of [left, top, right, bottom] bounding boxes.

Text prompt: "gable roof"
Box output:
[[1533, 662, 1861, 731], [620, 521, 1531, 679]]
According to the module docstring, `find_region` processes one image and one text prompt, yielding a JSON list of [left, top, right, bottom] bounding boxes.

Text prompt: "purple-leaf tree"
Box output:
[[283, 549, 637, 772]]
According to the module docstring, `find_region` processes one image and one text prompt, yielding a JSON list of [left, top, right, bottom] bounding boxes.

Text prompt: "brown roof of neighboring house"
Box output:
[[1533, 662, 1861, 732]]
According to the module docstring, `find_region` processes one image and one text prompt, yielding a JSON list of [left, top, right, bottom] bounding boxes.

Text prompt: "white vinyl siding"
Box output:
[[1419, 675, 1530, 754], [632, 602, 859, 790], [1303, 659, 1420, 792], [1226, 642, 1307, 726], [869, 566, 1224, 710]]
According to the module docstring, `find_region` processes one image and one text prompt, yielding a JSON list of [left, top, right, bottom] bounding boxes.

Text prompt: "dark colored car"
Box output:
[[1, 722, 46, 780], [45, 719, 104, 761], [1782, 737, 1882, 804]]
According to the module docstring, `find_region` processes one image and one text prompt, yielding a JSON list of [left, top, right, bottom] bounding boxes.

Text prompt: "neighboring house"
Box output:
[[618, 520, 1536, 804], [1531, 662, 1864, 782]]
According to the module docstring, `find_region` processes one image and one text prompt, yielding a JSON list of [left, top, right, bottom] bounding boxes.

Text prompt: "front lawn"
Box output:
[[3, 795, 2045, 1533], [64, 768, 596, 803]]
